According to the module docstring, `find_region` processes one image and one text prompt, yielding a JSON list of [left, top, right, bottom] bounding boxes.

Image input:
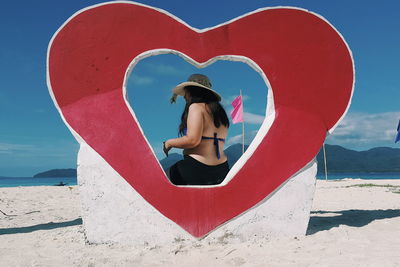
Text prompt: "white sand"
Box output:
[[1, 179, 400, 266]]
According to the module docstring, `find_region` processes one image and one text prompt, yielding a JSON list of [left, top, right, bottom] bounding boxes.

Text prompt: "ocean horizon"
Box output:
[[0, 176, 78, 188], [1, 172, 400, 188], [316, 172, 400, 180]]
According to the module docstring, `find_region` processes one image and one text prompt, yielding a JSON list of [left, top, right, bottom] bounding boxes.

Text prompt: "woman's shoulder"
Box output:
[[188, 103, 207, 112]]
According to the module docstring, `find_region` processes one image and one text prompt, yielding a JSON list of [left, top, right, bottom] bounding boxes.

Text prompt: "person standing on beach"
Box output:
[[163, 74, 230, 185]]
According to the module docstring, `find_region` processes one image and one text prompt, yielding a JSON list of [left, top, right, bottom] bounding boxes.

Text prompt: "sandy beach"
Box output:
[[1, 179, 400, 266]]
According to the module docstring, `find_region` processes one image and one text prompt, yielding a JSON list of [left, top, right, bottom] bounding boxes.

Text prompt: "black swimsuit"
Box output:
[[168, 128, 229, 185]]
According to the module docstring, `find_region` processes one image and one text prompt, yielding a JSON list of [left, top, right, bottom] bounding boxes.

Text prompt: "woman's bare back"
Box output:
[[183, 103, 228, 165]]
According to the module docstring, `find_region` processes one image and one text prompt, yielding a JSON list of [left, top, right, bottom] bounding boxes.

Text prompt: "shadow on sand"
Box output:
[[2, 210, 399, 236], [306, 209, 400, 235], [0, 218, 82, 235]]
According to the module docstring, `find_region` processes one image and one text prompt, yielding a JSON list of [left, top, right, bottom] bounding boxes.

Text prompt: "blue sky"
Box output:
[[1, 0, 399, 176]]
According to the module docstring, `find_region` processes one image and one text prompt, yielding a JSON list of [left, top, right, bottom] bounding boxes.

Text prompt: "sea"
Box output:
[[316, 172, 400, 180], [0, 177, 78, 188], [0, 173, 399, 188]]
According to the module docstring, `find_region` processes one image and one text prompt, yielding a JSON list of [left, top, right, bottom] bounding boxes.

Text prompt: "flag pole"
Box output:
[[240, 89, 244, 155], [323, 143, 328, 180]]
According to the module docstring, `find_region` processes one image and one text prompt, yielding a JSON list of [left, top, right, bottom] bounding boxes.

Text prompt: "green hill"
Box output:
[[33, 168, 77, 178], [316, 145, 400, 173]]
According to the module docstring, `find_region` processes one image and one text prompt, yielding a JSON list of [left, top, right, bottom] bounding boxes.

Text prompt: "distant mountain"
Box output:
[[159, 143, 249, 170], [159, 144, 400, 173], [159, 153, 183, 170], [31, 145, 399, 177], [316, 145, 400, 173], [224, 144, 400, 173], [33, 168, 77, 178], [224, 143, 250, 167]]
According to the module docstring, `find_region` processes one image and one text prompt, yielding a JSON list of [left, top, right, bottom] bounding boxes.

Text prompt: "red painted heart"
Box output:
[[47, 2, 354, 237]]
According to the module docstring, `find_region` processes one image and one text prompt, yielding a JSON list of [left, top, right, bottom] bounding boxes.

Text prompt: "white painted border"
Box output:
[[122, 50, 274, 187], [46, 1, 355, 188]]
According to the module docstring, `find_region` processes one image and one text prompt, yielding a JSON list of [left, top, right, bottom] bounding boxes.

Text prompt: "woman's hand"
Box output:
[[163, 140, 172, 157]]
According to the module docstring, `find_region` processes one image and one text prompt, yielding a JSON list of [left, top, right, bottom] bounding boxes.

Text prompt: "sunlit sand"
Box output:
[[1, 179, 400, 266]]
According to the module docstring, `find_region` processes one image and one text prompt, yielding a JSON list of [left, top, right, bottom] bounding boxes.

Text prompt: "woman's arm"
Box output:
[[165, 103, 203, 150]]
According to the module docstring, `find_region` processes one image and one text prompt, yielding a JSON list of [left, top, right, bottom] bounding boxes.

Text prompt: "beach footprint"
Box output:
[[226, 257, 246, 266]]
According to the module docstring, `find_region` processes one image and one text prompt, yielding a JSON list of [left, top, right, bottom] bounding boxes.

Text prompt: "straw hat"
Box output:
[[170, 74, 222, 103]]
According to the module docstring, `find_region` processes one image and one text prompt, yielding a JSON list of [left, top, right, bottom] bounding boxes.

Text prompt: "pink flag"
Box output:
[[230, 95, 243, 124]]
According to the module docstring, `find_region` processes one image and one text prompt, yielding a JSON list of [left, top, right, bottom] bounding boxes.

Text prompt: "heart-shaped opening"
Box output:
[[124, 51, 273, 187]]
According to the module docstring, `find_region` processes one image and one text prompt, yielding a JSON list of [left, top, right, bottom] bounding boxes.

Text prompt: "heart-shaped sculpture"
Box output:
[[47, 2, 354, 237]]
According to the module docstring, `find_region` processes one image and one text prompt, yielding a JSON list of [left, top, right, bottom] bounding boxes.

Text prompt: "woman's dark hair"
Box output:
[[178, 86, 230, 136]]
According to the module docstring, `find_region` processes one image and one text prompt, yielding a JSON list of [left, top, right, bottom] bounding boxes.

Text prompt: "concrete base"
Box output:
[[77, 143, 317, 246]]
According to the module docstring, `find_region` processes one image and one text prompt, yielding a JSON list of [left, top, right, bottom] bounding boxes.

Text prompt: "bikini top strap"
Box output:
[[200, 135, 225, 142], [201, 133, 224, 159], [183, 128, 224, 159]]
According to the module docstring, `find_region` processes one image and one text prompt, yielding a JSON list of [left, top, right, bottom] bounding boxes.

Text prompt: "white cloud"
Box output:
[[149, 112, 400, 154], [227, 111, 400, 150], [326, 111, 400, 148], [130, 74, 154, 86], [226, 130, 259, 146], [226, 110, 265, 125], [221, 94, 250, 106], [222, 94, 265, 125], [223, 94, 265, 124], [0, 143, 37, 154], [0, 140, 78, 157], [243, 112, 265, 124], [145, 63, 184, 76]]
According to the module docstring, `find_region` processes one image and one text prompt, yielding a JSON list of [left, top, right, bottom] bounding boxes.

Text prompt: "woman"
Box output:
[[163, 74, 230, 185]]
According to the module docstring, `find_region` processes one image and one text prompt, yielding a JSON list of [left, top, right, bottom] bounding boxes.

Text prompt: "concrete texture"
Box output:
[[48, 2, 352, 243], [77, 143, 317, 246]]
